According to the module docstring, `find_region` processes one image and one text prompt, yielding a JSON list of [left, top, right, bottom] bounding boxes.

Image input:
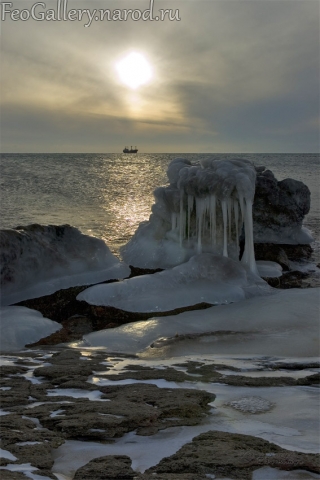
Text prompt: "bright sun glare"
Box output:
[[116, 52, 153, 89]]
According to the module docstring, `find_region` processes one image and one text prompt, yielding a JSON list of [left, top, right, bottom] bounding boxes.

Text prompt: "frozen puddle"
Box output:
[[52, 424, 220, 477], [252, 467, 320, 479], [87, 371, 319, 453], [47, 388, 110, 401], [0, 463, 54, 480]]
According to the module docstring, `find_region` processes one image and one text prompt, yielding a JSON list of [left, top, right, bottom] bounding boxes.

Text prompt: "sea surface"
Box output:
[[1, 153, 319, 258]]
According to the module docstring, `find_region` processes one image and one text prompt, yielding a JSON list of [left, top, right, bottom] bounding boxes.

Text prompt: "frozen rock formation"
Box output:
[[253, 168, 312, 244], [77, 253, 271, 313], [121, 158, 313, 271], [0, 224, 130, 305], [80, 287, 319, 357], [0, 306, 61, 351], [121, 158, 258, 273]]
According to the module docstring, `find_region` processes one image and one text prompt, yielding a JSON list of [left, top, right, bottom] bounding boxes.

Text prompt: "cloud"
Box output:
[[1, 0, 319, 152]]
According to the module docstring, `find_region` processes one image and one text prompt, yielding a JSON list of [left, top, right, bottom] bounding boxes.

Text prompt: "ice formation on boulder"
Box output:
[[0, 306, 61, 351], [79, 287, 320, 357], [77, 253, 270, 313], [0, 224, 130, 305], [253, 169, 313, 244], [121, 158, 258, 274]]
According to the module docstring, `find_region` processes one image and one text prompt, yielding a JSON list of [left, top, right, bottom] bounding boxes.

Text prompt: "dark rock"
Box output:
[[280, 243, 313, 260], [146, 431, 320, 479], [0, 472, 30, 480], [264, 270, 311, 289], [253, 170, 312, 244], [18, 285, 212, 346], [129, 265, 163, 278], [74, 455, 135, 480], [253, 243, 291, 270]]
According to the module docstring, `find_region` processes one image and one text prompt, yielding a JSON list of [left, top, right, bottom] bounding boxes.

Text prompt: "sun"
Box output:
[[116, 52, 153, 89]]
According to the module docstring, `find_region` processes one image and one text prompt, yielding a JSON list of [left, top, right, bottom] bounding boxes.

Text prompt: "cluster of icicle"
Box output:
[[167, 158, 258, 275]]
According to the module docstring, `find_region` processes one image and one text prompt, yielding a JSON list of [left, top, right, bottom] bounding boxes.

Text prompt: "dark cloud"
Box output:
[[1, 0, 319, 152]]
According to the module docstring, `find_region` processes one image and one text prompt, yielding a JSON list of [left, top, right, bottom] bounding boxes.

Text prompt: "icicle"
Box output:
[[196, 197, 207, 254], [227, 198, 232, 239], [210, 194, 216, 245], [221, 199, 228, 257], [179, 190, 185, 246], [171, 212, 178, 231], [187, 195, 193, 240], [241, 198, 259, 275], [238, 194, 249, 265], [234, 199, 239, 251], [238, 194, 245, 223]]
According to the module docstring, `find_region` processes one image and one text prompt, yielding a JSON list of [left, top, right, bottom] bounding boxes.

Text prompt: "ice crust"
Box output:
[[121, 158, 258, 272], [51, 380, 320, 476], [80, 288, 320, 357], [256, 261, 283, 278], [0, 306, 61, 352], [254, 226, 314, 245], [77, 253, 271, 312], [0, 225, 130, 305]]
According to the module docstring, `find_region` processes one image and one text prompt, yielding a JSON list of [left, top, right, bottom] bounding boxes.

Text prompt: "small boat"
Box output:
[[123, 146, 138, 153]]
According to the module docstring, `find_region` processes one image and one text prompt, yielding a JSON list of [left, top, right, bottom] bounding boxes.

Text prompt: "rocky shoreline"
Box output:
[[1, 348, 319, 480], [1, 234, 319, 478], [12, 248, 319, 348]]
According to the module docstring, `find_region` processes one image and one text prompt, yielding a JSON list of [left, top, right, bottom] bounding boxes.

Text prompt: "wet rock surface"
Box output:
[[1, 348, 319, 479], [145, 431, 319, 479], [73, 455, 136, 479]]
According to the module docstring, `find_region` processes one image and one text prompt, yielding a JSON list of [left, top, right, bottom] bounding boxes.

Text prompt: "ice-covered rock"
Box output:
[[0, 306, 61, 351], [256, 261, 283, 278], [253, 169, 312, 244], [77, 253, 271, 313], [121, 158, 258, 273], [121, 158, 312, 272], [0, 224, 130, 305], [80, 287, 320, 357]]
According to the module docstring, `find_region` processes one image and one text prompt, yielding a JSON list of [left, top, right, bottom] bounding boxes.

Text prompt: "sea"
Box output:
[[1, 152, 319, 260]]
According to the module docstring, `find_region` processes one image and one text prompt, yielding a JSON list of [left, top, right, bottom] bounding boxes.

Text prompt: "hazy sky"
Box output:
[[1, 0, 319, 153]]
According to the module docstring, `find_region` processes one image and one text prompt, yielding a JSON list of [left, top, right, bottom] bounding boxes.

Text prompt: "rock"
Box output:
[[253, 243, 291, 270], [8, 382, 215, 442], [146, 431, 320, 479], [264, 270, 312, 289], [253, 170, 312, 244], [74, 455, 135, 480], [129, 265, 163, 278], [1, 348, 319, 479], [0, 472, 34, 480], [18, 285, 212, 347]]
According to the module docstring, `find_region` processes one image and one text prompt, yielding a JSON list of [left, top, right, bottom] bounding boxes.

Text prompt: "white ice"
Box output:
[[77, 253, 271, 312], [1, 225, 130, 305], [0, 409, 11, 416], [252, 467, 320, 479], [253, 225, 314, 245], [256, 261, 283, 278], [47, 388, 109, 401], [0, 463, 53, 480], [52, 425, 225, 478], [16, 442, 43, 446], [0, 448, 17, 460], [121, 158, 259, 272], [79, 288, 319, 357], [52, 382, 319, 479], [0, 306, 61, 352]]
